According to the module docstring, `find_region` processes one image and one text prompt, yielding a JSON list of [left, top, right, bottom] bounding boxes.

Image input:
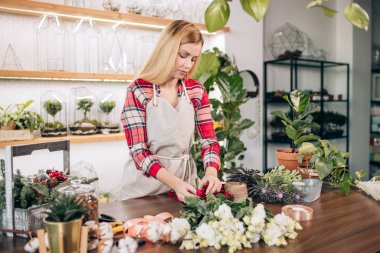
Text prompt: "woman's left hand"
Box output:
[[199, 167, 222, 194]]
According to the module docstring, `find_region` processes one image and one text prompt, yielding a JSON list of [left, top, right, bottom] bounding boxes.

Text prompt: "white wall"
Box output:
[[225, 1, 264, 171], [349, 0, 372, 177]]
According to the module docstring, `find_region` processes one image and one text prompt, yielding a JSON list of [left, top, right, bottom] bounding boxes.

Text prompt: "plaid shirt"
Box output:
[[120, 78, 221, 178]]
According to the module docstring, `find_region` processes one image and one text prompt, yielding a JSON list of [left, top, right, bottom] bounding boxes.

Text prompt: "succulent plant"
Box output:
[[45, 194, 87, 222]]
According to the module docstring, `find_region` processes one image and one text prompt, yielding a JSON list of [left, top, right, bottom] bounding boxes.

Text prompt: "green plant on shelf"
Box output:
[[99, 100, 116, 125], [0, 100, 45, 132], [43, 99, 64, 129], [271, 90, 320, 153], [77, 98, 94, 123]]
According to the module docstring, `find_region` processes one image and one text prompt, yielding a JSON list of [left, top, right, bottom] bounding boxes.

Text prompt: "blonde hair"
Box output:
[[136, 20, 204, 85]]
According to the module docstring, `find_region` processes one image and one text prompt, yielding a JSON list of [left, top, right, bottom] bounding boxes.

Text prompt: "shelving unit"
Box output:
[[0, 132, 125, 148], [263, 58, 350, 172], [369, 72, 380, 177], [0, 70, 134, 82], [0, 0, 230, 33]]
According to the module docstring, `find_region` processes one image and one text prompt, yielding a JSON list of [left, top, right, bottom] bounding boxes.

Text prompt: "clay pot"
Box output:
[[275, 148, 310, 171], [0, 120, 16, 130]]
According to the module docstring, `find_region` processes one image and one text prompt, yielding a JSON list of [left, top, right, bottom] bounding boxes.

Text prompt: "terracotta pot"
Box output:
[[275, 148, 310, 170], [0, 120, 16, 130]]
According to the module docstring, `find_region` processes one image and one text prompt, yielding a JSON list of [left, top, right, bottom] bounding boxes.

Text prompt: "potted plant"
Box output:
[[42, 98, 67, 137], [44, 194, 86, 253], [270, 90, 320, 170], [298, 139, 353, 196], [0, 104, 16, 130], [0, 100, 44, 141]]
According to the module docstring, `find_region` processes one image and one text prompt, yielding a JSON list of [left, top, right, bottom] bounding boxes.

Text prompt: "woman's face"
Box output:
[[173, 42, 202, 79]]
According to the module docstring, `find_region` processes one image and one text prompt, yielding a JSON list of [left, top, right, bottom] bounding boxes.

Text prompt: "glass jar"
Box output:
[[58, 179, 99, 222], [40, 90, 67, 137], [69, 87, 98, 135], [97, 91, 120, 134]]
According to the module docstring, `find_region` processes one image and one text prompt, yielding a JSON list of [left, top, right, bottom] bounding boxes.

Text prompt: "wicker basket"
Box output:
[[1, 205, 47, 232], [0, 130, 33, 141]]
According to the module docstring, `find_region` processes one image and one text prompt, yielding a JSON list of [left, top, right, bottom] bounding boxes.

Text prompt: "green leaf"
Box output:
[[285, 125, 298, 140], [299, 142, 316, 154], [355, 170, 366, 180], [290, 90, 309, 113], [193, 52, 220, 81], [294, 134, 319, 146], [315, 157, 333, 179], [344, 3, 369, 31], [205, 0, 230, 33], [240, 0, 269, 22], [271, 111, 292, 125]]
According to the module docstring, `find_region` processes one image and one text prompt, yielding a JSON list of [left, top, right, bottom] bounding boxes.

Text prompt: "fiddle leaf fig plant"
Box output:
[[192, 48, 254, 176], [204, 0, 369, 32], [298, 139, 353, 195], [271, 90, 320, 153]]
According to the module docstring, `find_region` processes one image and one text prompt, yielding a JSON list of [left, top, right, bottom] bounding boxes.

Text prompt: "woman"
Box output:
[[119, 20, 221, 202]]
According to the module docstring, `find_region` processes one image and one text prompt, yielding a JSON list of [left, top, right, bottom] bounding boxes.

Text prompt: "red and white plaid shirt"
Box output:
[[120, 78, 221, 178]]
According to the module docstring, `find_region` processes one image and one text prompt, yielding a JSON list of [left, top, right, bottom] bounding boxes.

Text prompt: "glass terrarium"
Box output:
[[40, 90, 67, 137], [69, 87, 99, 135], [97, 91, 120, 133]]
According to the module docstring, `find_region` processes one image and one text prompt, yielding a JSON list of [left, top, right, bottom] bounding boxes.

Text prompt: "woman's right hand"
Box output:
[[172, 180, 197, 203]]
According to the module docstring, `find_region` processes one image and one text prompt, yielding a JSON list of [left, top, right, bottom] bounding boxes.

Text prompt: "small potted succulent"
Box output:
[[44, 194, 86, 253], [41, 91, 67, 137], [271, 90, 320, 170]]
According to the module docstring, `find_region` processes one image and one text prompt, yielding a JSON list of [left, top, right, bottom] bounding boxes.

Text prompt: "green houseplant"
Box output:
[[298, 140, 353, 195], [44, 194, 87, 253], [192, 48, 254, 176], [270, 90, 320, 170], [0, 100, 44, 141]]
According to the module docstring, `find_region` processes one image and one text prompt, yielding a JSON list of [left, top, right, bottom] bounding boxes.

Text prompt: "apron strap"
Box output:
[[152, 83, 158, 106], [181, 80, 191, 104]]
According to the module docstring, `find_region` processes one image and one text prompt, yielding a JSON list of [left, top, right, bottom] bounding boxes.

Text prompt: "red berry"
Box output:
[[224, 191, 232, 198], [49, 173, 54, 178]]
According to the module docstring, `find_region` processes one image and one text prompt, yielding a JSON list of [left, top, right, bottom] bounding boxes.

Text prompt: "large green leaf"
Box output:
[[236, 119, 254, 131], [299, 142, 317, 154], [300, 103, 320, 119], [285, 125, 298, 140], [289, 90, 310, 113], [240, 0, 269, 22], [271, 111, 292, 125], [205, 0, 230, 33], [294, 134, 319, 146], [315, 157, 333, 179], [344, 3, 369, 31], [193, 52, 220, 81]]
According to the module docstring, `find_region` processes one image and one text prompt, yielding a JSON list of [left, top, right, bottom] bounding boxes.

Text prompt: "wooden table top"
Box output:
[[1, 186, 380, 253]]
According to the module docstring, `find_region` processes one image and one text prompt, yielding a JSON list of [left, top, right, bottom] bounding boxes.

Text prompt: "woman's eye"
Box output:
[[180, 54, 186, 58]]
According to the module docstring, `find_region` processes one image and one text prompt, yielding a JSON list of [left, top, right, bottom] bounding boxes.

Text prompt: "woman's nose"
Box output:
[[183, 58, 192, 68]]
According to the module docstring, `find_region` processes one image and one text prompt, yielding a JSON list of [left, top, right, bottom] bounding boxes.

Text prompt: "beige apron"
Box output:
[[119, 80, 198, 200]]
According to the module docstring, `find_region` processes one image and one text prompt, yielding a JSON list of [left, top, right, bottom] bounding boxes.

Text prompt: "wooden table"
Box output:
[[1, 186, 380, 253]]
